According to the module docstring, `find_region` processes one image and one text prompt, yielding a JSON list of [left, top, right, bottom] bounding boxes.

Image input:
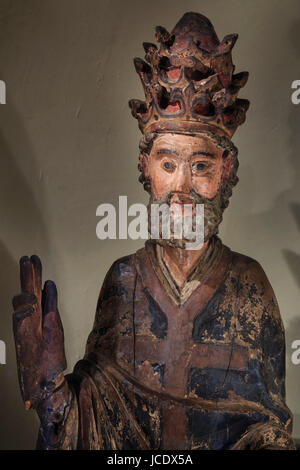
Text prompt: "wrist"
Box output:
[[36, 374, 69, 421]]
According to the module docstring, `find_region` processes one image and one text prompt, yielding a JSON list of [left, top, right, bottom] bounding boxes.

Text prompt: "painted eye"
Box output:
[[163, 161, 173, 170], [192, 162, 206, 173], [196, 163, 205, 171]]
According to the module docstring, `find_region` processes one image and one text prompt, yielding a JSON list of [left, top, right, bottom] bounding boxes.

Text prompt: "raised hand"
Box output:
[[12, 255, 66, 410]]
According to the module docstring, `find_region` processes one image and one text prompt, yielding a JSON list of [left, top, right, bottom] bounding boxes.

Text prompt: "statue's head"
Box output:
[[129, 12, 249, 248]]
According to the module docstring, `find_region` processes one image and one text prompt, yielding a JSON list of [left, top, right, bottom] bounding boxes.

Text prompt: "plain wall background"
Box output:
[[0, 0, 299, 449]]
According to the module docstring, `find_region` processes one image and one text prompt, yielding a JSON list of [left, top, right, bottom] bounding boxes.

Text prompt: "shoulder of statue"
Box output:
[[98, 247, 149, 297], [104, 252, 138, 283], [228, 248, 282, 322], [228, 248, 270, 285]]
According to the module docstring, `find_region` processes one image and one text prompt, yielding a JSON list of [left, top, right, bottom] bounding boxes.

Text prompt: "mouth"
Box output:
[[169, 194, 196, 218], [169, 193, 195, 205], [170, 193, 194, 204]]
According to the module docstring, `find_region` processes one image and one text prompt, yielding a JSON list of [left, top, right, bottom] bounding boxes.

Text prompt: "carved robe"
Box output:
[[36, 238, 295, 450]]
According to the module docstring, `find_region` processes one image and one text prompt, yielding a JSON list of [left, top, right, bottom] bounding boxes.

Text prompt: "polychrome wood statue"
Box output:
[[12, 12, 295, 450]]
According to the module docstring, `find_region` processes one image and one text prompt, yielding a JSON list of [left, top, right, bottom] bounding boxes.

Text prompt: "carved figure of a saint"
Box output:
[[12, 12, 295, 450]]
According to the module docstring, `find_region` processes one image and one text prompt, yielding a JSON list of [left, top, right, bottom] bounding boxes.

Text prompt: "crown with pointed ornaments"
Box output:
[[129, 12, 249, 140]]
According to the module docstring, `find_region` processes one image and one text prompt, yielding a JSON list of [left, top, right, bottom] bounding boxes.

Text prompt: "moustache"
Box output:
[[147, 189, 224, 246], [149, 189, 217, 205]]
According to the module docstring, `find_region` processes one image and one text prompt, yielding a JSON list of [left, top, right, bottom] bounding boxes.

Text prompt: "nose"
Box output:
[[173, 161, 192, 193]]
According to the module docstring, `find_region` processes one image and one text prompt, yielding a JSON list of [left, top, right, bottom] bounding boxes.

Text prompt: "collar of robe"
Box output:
[[145, 236, 224, 305]]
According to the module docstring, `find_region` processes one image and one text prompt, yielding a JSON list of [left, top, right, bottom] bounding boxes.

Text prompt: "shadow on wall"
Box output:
[[283, 17, 300, 286], [281, 17, 300, 439], [0, 100, 49, 449], [286, 316, 300, 440], [221, 14, 300, 438]]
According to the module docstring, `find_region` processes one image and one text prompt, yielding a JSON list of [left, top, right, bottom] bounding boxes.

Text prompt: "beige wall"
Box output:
[[0, 0, 299, 449]]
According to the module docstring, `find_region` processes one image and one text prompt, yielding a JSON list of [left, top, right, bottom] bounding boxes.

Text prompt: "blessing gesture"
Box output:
[[12, 256, 66, 410]]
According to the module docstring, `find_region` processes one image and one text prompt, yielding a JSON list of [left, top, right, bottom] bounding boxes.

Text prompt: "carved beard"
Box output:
[[147, 187, 224, 249]]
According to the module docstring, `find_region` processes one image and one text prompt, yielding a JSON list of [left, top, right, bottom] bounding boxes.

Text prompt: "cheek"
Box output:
[[192, 165, 223, 198], [148, 164, 175, 198]]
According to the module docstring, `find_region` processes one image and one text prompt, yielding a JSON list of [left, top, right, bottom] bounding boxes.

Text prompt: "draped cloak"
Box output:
[[36, 240, 295, 450]]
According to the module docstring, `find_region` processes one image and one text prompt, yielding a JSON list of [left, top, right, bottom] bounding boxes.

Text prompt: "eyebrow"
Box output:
[[190, 152, 216, 159], [157, 148, 179, 156]]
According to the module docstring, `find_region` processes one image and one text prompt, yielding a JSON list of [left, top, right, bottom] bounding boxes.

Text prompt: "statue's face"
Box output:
[[143, 133, 233, 248], [144, 133, 231, 200]]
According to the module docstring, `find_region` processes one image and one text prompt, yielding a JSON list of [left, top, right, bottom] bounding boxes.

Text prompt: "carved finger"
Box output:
[[30, 255, 42, 307], [42, 280, 58, 318], [12, 292, 37, 311], [42, 280, 66, 380], [20, 256, 34, 294], [13, 305, 35, 323]]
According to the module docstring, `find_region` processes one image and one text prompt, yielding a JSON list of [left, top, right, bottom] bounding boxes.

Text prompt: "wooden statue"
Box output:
[[12, 12, 295, 450]]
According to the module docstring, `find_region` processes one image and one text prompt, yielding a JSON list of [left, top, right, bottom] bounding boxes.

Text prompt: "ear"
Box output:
[[222, 151, 231, 183]]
